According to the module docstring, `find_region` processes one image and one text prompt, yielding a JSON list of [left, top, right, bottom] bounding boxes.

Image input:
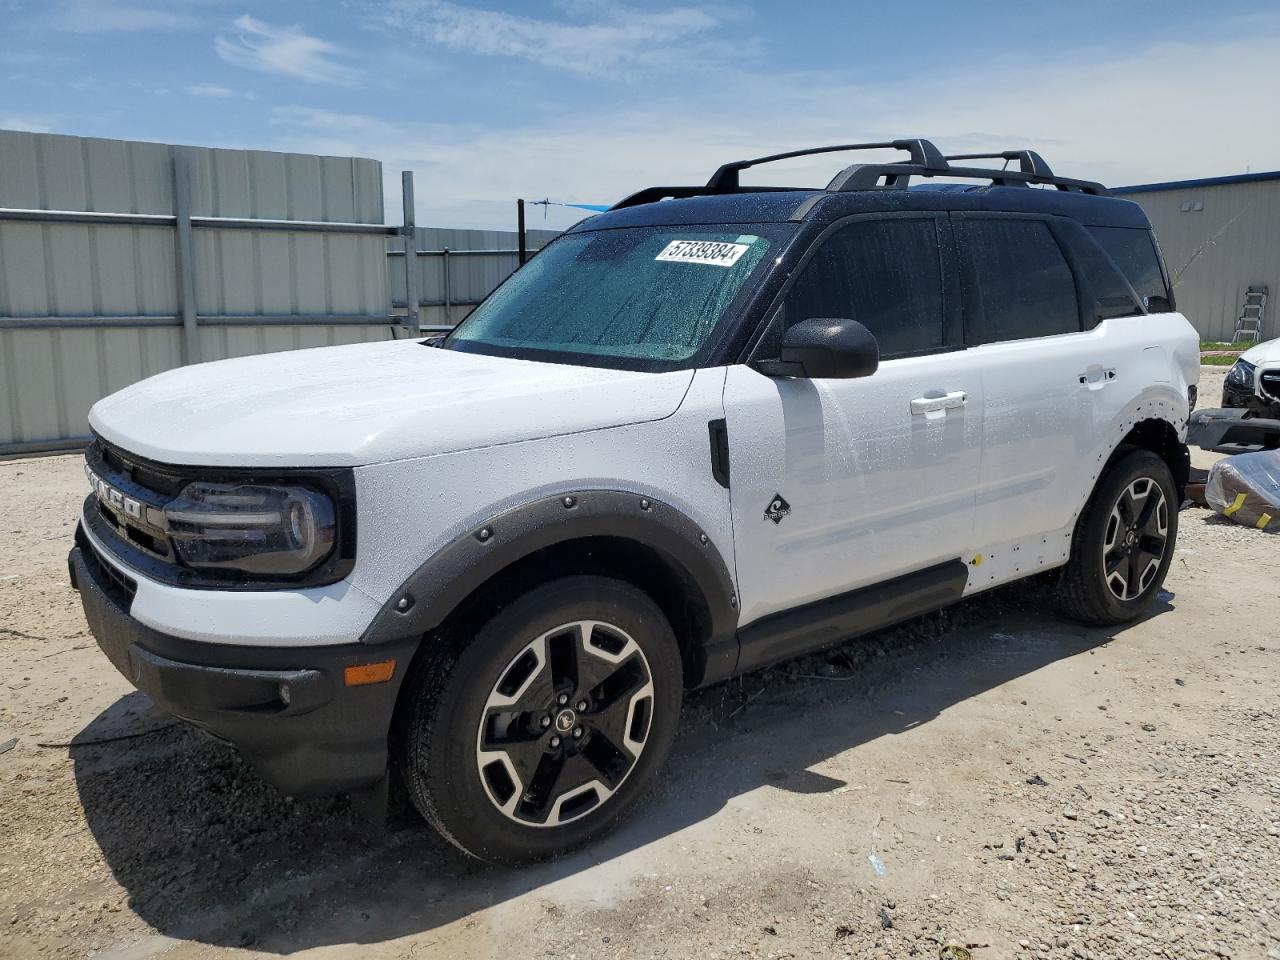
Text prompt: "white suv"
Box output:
[[70, 141, 1200, 862]]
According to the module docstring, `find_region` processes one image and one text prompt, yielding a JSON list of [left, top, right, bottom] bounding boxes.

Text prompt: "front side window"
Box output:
[[445, 226, 779, 369], [783, 217, 946, 358], [1087, 226, 1173, 311], [962, 218, 1079, 344]]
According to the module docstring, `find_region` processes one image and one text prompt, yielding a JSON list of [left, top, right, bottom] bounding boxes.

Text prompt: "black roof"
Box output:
[[571, 139, 1150, 234], [574, 183, 1151, 233]]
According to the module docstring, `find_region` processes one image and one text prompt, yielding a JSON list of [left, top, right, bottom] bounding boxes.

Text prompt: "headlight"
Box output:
[[1226, 359, 1256, 390], [164, 482, 336, 576]]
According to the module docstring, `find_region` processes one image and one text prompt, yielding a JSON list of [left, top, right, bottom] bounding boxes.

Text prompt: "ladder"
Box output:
[[1233, 286, 1267, 343]]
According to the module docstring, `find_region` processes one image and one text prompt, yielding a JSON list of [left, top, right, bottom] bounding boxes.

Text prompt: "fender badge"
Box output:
[[764, 494, 791, 525]]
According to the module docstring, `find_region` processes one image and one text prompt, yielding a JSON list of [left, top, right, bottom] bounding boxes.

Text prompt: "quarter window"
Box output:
[[785, 218, 946, 358], [1087, 226, 1173, 311], [962, 218, 1080, 344]]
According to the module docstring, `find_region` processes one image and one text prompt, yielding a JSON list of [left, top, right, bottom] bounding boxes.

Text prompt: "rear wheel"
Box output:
[[395, 576, 682, 862], [1058, 448, 1178, 626]]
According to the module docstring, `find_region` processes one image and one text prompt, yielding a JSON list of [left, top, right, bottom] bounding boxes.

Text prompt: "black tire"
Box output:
[[1059, 448, 1178, 626], [394, 575, 682, 863]]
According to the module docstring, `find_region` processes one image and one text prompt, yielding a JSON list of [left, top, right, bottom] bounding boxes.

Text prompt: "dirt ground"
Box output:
[[3, 366, 1279, 960]]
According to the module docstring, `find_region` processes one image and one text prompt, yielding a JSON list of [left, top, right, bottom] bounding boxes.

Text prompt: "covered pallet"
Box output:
[[1205, 450, 1280, 532]]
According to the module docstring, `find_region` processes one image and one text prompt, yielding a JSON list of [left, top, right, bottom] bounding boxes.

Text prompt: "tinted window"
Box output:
[[1088, 226, 1173, 311], [1058, 222, 1143, 324], [785, 218, 945, 358], [963, 218, 1079, 344]]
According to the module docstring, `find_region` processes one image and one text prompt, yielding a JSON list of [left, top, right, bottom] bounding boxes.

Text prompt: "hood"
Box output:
[[89, 339, 694, 467], [1241, 336, 1280, 368]]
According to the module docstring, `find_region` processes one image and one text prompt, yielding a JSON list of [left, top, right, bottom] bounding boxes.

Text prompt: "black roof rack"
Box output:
[[609, 139, 1109, 210], [705, 139, 950, 191], [944, 150, 1054, 177]]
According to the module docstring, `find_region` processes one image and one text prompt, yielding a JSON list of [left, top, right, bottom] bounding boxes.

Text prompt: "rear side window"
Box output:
[[1087, 226, 1173, 311], [785, 218, 945, 358], [962, 218, 1079, 344]]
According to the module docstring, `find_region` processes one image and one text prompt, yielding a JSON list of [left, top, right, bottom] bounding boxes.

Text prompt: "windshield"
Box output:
[[444, 225, 779, 370]]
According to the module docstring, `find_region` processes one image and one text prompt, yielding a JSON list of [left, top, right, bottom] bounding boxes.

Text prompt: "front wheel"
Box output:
[[394, 576, 683, 862], [1058, 448, 1178, 626]]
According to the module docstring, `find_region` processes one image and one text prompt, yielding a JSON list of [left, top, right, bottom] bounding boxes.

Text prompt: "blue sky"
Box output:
[[3, 0, 1280, 230]]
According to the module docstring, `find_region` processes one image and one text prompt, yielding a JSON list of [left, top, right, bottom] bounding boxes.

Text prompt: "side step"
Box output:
[[734, 559, 969, 675]]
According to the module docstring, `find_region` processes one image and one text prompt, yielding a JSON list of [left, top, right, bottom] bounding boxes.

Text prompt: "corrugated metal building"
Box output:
[[1114, 172, 1280, 342]]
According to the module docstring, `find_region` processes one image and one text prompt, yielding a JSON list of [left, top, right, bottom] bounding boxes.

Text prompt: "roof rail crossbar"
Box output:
[[944, 150, 1054, 178], [705, 139, 949, 191], [609, 184, 805, 210], [827, 162, 1109, 196]]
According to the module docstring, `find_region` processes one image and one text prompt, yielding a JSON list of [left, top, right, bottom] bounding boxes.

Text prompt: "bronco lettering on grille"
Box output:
[[84, 463, 145, 520]]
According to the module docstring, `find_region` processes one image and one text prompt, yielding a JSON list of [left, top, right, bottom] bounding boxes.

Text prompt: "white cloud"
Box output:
[[214, 15, 362, 86], [371, 0, 736, 78], [187, 83, 234, 97], [266, 27, 1280, 230]]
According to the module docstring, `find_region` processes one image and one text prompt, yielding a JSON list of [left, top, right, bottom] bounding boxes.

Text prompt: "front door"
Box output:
[[724, 213, 982, 633]]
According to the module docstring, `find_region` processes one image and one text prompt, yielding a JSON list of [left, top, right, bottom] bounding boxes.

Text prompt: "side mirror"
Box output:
[[754, 318, 879, 379]]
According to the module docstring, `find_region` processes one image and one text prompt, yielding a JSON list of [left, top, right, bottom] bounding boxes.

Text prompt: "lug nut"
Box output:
[[557, 693, 569, 706], [576, 700, 588, 712], [549, 736, 561, 748], [572, 727, 583, 739], [539, 715, 551, 729]]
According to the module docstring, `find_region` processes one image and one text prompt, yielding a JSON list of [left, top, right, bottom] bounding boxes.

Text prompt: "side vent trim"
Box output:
[[708, 419, 730, 489]]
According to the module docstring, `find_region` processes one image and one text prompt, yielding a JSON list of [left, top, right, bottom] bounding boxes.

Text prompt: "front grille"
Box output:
[[98, 442, 187, 497], [1260, 371, 1280, 403], [95, 499, 173, 561], [86, 439, 177, 564], [80, 531, 138, 606]]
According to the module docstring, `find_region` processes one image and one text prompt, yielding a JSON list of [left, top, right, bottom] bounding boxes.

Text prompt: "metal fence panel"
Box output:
[[0, 129, 393, 453], [387, 226, 560, 328], [0, 326, 184, 448]]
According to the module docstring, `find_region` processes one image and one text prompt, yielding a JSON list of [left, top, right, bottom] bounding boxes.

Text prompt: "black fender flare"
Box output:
[[359, 490, 740, 678]]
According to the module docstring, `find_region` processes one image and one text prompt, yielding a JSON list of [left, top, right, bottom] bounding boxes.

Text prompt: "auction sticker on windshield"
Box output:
[[655, 239, 750, 267]]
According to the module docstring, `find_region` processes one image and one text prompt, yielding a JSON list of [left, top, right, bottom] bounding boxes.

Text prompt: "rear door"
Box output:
[[724, 212, 984, 631], [952, 213, 1139, 547]]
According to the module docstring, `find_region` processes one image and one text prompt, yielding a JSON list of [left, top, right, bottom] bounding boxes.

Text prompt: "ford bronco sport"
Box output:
[[70, 140, 1199, 862]]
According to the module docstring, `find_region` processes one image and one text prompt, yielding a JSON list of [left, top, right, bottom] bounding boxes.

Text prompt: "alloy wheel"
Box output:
[[1101, 476, 1168, 601], [475, 620, 655, 827]]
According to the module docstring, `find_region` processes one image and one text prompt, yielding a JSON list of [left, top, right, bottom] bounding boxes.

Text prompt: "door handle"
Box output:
[[910, 390, 967, 420], [1079, 364, 1117, 389]]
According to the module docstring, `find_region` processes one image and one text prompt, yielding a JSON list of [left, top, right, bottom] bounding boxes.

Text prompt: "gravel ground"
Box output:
[[3, 367, 1279, 960]]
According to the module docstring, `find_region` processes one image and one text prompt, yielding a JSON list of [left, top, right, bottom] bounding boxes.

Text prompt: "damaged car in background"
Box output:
[[1189, 336, 1280, 453]]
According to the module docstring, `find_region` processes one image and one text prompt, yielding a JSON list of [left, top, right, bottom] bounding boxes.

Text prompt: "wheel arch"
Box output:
[[1110, 416, 1190, 499], [360, 490, 740, 688]]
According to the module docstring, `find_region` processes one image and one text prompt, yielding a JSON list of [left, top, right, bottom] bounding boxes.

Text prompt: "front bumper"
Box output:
[[69, 532, 419, 797], [1187, 407, 1280, 454], [1223, 378, 1280, 418]]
